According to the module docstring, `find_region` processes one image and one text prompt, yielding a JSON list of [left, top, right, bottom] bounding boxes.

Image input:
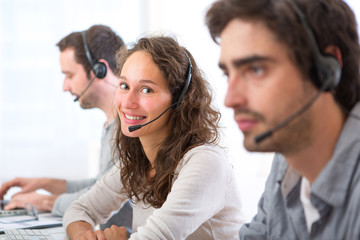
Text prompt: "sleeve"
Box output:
[[239, 154, 282, 240], [51, 186, 92, 217], [51, 179, 97, 217], [129, 145, 231, 240], [62, 166, 128, 229], [65, 179, 96, 193]]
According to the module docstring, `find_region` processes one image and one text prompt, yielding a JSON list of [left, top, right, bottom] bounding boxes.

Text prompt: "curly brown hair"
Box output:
[[113, 36, 221, 208]]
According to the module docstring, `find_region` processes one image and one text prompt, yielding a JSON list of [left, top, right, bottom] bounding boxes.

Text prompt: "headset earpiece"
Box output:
[[81, 31, 107, 79], [314, 55, 341, 91], [291, 2, 341, 92], [92, 61, 107, 79], [173, 52, 193, 108]]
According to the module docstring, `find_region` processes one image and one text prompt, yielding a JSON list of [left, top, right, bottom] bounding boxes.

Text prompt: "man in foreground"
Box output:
[[206, 0, 360, 238]]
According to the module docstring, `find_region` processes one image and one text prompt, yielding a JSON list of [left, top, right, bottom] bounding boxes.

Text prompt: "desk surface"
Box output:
[[0, 212, 62, 232]]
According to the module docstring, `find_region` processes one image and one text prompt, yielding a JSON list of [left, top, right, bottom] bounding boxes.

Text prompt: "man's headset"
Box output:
[[290, 1, 341, 91], [81, 30, 107, 79]]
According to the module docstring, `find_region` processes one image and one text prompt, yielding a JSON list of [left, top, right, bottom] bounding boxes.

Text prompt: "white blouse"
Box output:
[[63, 144, 245, 240]]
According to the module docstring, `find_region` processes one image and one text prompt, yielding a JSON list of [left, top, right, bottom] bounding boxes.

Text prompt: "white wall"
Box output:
[[0, 0, 144, 179], [0, 0, 359, 221]]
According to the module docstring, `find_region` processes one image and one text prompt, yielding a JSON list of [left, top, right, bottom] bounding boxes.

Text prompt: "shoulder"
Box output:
[[175, 144, 230, 176]]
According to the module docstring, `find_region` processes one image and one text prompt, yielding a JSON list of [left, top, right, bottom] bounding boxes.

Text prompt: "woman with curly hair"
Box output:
[[63, 35, 244, 240]]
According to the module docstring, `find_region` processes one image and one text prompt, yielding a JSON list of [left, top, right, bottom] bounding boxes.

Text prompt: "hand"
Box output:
[[0, 178, 45, 199], [5, 192, 58, 212], [72, 229, 107, 240], [0, 177, 66, 200], [104, 226, 128, 240]]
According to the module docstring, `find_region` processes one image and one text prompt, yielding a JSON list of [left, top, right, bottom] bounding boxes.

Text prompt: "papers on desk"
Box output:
[[0, 212, 62, 232]]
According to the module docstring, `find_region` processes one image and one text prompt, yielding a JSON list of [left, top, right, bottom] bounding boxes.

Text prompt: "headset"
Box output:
[[173, 51, 193, 108], [81, 30, 107, 79], [290, 1, 341, 91]]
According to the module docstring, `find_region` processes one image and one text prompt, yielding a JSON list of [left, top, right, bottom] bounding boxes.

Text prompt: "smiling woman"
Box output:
[[62, 35, 245, 240]]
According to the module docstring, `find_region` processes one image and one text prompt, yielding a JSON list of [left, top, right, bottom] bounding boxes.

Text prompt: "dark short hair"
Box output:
[[56, 24, 124, 78], [206, 0, 360, 111]]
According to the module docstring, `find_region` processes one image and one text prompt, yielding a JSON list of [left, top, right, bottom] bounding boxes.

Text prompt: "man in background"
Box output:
[[206, 0, 360, 239], [0, 24, 132, 231]]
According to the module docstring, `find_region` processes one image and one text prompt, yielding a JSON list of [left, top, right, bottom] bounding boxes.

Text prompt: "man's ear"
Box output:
[[324, 45, 343, 67]]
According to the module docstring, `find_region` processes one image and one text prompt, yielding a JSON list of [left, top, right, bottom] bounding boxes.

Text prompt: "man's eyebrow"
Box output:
[[219, 55, 275, 70], [233, 55, 274, 67]]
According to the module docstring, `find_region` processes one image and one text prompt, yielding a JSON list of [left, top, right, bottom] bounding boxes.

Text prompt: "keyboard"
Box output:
[[4, 229, 54, 240]]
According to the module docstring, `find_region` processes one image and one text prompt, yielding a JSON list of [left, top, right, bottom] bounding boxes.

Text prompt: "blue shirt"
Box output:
[[240, 102, 360, 240]]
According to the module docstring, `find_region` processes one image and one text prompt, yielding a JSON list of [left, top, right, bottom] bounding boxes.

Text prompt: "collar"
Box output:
[[311, 102, 360, 207]]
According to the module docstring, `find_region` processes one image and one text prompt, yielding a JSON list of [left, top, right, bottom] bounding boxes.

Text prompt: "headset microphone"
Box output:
[[73, 78, 95, 102], [254, 90, 322, 143], [128, 103, 177, 132], [128, 51, 193, 132]]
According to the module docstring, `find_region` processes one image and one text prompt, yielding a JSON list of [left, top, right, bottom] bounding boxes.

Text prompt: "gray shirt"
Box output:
[[240, 102, 360, 240], [52, 121, 116, 216]]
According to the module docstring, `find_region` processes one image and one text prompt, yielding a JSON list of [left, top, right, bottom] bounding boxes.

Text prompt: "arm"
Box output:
[[67, 221, 105, 240], [130, 145, 236, 239], [67, 222, 128, 240], [239, 154, 284, 239], [66, 179, 96, 193], [51, 187, 93, 217], [63, 166, 128, 236]]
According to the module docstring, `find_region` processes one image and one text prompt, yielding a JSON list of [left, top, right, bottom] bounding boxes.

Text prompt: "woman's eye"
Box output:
[[141, 87, 153, 94]]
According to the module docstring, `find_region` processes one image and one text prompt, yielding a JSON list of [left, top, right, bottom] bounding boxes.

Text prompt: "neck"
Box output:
[[284, 94, 346, 184], [99, 74, 118, 126], [140, 136, 163, 166], [139, 123, 172, 166]]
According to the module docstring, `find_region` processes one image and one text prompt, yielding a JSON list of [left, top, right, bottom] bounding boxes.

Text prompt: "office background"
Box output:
[[0, 0, 359, 220]]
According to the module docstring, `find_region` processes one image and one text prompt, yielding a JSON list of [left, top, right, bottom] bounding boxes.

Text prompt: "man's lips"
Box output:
[[235, 118, 258, 132]]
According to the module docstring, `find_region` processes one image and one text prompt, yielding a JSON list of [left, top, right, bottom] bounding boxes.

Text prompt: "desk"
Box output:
[[0, 212, 62, 232]]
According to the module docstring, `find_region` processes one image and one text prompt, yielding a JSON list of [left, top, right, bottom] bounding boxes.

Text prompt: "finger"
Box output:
[[10, 189, 35, 199], [0, 178, 25, 197], [4, 200, 25, 210], [117, 226, 129, 237], [0, 182, 14, 199], [104, 226, 128, 239], [85, 230, 106, 240], [95, 230, 107, 240]]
